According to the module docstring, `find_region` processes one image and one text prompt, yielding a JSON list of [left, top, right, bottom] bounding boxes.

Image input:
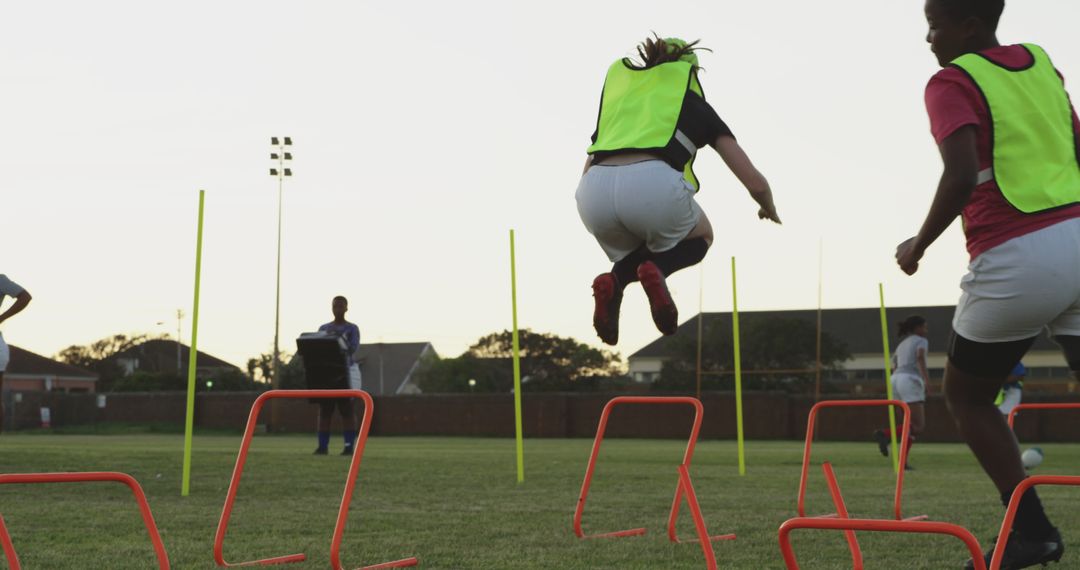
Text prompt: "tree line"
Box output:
[[54, 316, 850, 394]]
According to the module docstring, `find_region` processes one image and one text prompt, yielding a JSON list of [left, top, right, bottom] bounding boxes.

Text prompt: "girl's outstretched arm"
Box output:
[[713, 135, 781, 224]]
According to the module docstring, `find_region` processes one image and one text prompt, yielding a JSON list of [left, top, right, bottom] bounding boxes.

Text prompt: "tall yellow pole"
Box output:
[[879, 283, 900, 474], [696, 266, 704, 399], [510, 230, 524, 483], [182, 190, 206, 496], [732, 257, 746, 476]]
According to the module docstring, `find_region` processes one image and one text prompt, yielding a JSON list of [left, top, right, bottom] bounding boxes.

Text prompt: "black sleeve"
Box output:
[[682, 92, 734, 147]]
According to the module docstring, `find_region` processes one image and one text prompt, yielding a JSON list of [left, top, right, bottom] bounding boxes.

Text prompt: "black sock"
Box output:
[[1002, 486, 1055, 540], [611, 245, 652, 289], [651, 238, 710, 277]]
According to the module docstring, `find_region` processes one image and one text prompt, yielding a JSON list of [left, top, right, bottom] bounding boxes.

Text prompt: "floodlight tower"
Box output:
[[270, 137, 293, 394]]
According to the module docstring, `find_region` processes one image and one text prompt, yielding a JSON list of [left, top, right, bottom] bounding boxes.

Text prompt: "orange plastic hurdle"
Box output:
[[777, 516, 986, 570], [991, 475, 1080, 570], [797, 400, 923, 522], [213, 389, 417, 570], [1007, 402, 1080, 430], [0, 471, 170, 570], [573, 396, 735, 570]]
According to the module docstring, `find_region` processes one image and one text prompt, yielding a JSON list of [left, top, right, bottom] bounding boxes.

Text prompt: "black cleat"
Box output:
[[964, 527, 1064, 569], [341, 447, 353, 456], [313, 447, 328, 455], [873, 430, 890, 457]]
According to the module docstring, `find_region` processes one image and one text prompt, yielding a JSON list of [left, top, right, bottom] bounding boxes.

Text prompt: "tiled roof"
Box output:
[[112, 339, 240, 372], [629, 305, 1062, 360], [6, 345, 97, 380]]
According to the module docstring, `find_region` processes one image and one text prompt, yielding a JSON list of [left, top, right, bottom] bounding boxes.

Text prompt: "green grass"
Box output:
[[0, 435, 1078, 569]]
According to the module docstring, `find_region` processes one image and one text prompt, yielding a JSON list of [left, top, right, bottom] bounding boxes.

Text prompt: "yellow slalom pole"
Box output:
[[510, 230, 525, 483], [879, 283, 900, 474], [731, 257, 746, 476], [182, 190, 205, 496], [696, 266, 704, 399]]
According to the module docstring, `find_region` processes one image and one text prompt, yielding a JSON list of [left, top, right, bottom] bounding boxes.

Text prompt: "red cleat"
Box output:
[[592, 273, 623, 345], [637, 261, 678, 335]]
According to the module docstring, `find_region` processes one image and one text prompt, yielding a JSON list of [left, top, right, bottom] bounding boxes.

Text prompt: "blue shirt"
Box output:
[[318, 321, 360, 365], [1003, 362, 1026, 391]]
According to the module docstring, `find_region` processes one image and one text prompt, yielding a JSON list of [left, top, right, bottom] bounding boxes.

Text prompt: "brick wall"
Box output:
[[3, 391, 1080, 442]]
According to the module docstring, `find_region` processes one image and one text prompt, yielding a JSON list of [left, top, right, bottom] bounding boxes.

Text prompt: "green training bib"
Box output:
[[951, 44, 1080, 213], [588, 59, 704, 190]]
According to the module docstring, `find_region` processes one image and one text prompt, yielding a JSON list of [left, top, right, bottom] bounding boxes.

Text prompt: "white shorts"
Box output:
[[954, 218, 1080, 342], [0, 332, 8, 373], [348, 363, 362, 391], [892, 372, 926, 404], [576, 160, 702, 262]]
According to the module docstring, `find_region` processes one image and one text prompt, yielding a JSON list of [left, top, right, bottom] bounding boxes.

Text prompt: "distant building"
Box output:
[[629, 306, 1074, 390], [3, 345, 98, 393], [357, 342, 436, 396], [111, 339, 241, 377]]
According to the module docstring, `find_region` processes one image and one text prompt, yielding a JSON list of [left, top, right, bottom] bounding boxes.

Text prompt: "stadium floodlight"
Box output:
[[269, 136, 294, 416]]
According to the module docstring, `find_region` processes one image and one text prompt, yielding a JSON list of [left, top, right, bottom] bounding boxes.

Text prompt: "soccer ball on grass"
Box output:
[[1021, 447, 1044, 471]]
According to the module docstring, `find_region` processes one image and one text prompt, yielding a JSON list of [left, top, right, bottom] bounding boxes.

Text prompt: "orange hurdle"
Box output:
[[1007, 402, 1080, 430], [0, 471, 170, 569], [777, 517, 986, 570], [797, 400, 922, 522], [573, 396, 735, 570], [795, 400, 927, 568], [213, 390, 417, 570], [991, 475, 1080, 570]]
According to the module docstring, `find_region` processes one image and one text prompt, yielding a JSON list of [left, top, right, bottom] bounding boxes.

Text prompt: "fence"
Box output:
[[3, 391, 1080, 442]]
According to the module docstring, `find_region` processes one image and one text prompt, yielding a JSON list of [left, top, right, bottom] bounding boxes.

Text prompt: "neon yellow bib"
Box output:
[[588, 59, 704, 190], [951, 44, 1080, 213]]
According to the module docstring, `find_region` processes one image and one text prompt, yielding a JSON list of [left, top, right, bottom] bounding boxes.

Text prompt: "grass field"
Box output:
[[0, 433, 1078, 569]]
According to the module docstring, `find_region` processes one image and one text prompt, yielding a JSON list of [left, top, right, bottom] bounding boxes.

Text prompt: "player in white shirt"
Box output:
[[874, 315, 930, 470], [0, 274, 32, 434]]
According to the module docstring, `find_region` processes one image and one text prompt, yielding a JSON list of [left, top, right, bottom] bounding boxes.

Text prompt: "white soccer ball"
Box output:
[[1022, 447, 1044, 471]]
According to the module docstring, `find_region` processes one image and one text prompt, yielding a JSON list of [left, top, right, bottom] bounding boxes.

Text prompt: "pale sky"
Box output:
[[3, 1, 1079, 369]]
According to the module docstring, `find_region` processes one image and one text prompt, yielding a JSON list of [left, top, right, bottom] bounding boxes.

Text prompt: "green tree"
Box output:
[[415, 354, 509, 393], [416, 329, 625, 393], [246, 351, 304, 388], [657, 316, 851, 393], [109, 368, 261, 392], [278, 354, 307, 390]]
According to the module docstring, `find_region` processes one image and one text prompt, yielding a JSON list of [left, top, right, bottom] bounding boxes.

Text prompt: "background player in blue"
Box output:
[[997, 362, 1026, 417], [314, 295, 361, 455]]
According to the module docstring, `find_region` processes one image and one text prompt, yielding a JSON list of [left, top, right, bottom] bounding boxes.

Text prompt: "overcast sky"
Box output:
[[3, 1, 1079, 369]]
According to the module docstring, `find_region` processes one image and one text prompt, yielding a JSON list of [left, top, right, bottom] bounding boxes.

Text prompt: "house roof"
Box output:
[[629, 305, 1063, 360], [6, 345, 97, 380], [112, 339, 240, 372], [357, 342, 435, 396]]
